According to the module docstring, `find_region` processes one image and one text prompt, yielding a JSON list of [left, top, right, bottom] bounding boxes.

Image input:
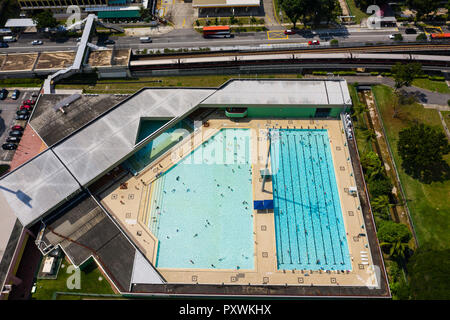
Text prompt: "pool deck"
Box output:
[[99, 115, 380, 289]]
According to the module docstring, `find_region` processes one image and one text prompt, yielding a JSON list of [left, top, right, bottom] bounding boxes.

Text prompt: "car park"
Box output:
[[11, 89, 20, 100], [6, 136, 20, 143], [2, 143, 17, 150], [308, 40, 320, 45], [31, 40, 43, 45], [0, 88, 8, 100], [9, 130, 23, 137], [16, 114, 29, 120]]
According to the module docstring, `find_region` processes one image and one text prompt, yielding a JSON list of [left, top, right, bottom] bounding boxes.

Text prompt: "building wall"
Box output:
[[19, 0, 108, 9], [217, 106, 346, 118]]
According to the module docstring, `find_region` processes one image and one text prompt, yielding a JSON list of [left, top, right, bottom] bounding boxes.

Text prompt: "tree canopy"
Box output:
[[407, 0, 442, 20], [280, 0, 341, 28], [398, 123, 450, 183], [407, 245, 450, 299], [377, 220, 411, 244], [391, 62, 422, 91], [33, 10, 58, 29]]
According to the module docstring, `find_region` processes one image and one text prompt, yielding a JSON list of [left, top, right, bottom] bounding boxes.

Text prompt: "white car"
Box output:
[[388, 34, 400, 39], [31, 40, 43, 45]]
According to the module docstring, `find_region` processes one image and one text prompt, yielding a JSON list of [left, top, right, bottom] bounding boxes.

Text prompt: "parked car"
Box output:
[[0, 88, 8, 100], [104, 39, 115, 45], [16, 109, 30, 116], [11, 89, 20, 100], [284, 29, 296, 35], [31, 40, 43, 45], [11, 125, 24, 131], [2, 143, 17, 150], [20, 104, 32, 111], [0, 42, 8, 48], [9, 130, 23, 137], [6, 136, 20, 143], [22, 99, 35, 105], [31, 92, 39, 97], [405, 28, 417, 34], [308, 40, 320, 45], [16, 114, 29, 120]]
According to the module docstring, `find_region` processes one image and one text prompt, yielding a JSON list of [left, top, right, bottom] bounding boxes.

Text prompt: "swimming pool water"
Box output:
[[270, 129, 351, 271], [149, 128, 254, 270], [124, 120, 193, 174]]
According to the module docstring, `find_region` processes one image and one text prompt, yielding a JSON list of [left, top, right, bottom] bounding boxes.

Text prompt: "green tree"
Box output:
[[377, 220, 411, 260], [390, 62, 422, 118], [371, 194, 392, 220], [33, 10, 58, 29], [391, 62, 422, 92], [407, 0, 441, 21], [361, 151, 384, 181], [281, 0, 305, 29], [398, 123, 450, 183], [406, 244, 450, 300], [361, 128, 377, 152], [368, 177, 393, 198]]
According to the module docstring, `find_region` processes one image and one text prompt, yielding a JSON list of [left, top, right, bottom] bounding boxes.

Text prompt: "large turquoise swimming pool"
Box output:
[[148, 128, 254, 270], [270, 129, 351, 271]]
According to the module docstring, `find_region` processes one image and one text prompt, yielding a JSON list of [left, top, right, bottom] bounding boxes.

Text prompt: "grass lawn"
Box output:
[[372, 85, 450, 249], [442, 111, 450, 130], [32, 258, 116, 300], [55, 74, 303, 93], [345, 0, 368, 25], [411, 79, 450, 94]]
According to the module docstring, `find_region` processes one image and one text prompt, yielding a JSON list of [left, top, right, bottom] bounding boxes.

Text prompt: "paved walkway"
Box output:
[[263, 0, 281, 30]]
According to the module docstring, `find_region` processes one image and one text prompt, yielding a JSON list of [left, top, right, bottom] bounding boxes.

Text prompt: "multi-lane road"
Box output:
[[0, 27, 429, 54]]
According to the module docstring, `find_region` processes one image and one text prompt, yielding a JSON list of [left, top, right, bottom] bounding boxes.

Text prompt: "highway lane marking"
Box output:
[[182, 18, 186, 28], [266, 15, 271, 24]]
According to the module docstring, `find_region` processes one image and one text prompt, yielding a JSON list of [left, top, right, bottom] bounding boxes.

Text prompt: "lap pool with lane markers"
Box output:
[[270, 129, 351, 271]]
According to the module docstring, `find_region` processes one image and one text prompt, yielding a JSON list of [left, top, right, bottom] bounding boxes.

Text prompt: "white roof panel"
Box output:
[[0, 150, 80, 226]]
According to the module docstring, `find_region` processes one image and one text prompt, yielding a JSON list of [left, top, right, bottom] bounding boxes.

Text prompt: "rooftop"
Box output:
[[29, 93, 128, 147]]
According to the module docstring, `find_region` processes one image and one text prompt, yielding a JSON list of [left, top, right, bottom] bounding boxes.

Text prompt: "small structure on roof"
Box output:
[[5, 19, 36, 28]]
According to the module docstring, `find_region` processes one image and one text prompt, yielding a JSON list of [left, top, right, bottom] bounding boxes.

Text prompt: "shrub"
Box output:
[[370, 72, 379, 76], [416, 33, 427, 41], [330, 39, 338, 46], [312, 71, 327, 75], [377, 220, 412, 244], [368, 177, 393, 198], [428, 75, 445, 81], [393, 34, 403, 41], [381, 72, 392, 77]]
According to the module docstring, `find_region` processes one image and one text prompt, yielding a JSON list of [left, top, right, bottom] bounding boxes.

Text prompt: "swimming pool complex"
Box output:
[[146, 128, 254, 270], [270, 129, 352, 271]]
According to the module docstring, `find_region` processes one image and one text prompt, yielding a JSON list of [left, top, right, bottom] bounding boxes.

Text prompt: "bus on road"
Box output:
[[202, 26, 232, 38]]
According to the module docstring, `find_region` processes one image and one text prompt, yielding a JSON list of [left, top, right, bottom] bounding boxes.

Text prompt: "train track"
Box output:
[[132, 43, 450, 61]]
